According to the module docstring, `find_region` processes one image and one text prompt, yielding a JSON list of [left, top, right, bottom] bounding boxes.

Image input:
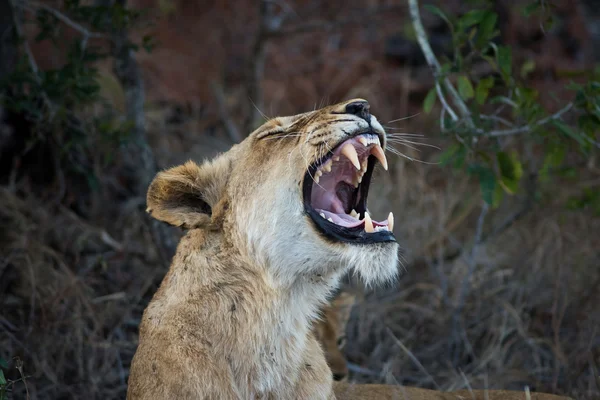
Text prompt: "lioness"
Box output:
[[127, 99, 398, 399]]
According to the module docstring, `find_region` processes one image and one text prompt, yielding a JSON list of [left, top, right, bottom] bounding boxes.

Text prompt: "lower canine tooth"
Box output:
[[387, 212, 394, 232], [363, 212, 374, 233]]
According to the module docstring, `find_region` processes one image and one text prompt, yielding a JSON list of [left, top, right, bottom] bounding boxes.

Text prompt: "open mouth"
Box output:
[[303, 132, 395, 244]]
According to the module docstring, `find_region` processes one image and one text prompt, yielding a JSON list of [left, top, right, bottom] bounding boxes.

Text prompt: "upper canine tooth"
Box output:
[[358, 136, 368, 146], [371, 144, 388, 171], [363, 212, 374, 233], [341, 143, 361, 170], [387, 211, 394, 232]]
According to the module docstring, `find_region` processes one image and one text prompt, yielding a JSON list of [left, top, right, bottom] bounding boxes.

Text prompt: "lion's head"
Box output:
[[147, 99, 399, 286]]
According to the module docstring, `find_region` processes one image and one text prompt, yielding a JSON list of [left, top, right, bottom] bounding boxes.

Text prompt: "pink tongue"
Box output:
[[317, 209, 388, 228]]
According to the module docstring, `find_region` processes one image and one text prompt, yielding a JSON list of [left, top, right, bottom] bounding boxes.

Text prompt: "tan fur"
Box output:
[[313, 291, 356, 382], [128, 99, 399, 399]]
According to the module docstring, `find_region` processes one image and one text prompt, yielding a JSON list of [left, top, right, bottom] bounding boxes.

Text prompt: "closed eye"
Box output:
[[336, 335, 347, 349]]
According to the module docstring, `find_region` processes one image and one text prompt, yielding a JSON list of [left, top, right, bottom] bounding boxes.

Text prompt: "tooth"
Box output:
[[333, 156, 340, 162], [314, 172, 321, 184], [387, 212, 394, 232], [363, 212, 374, 233], [320, 212, 326, 218], [350, 209, 359, 218], [341, 143, 361, 170], [361, 159, 368, 172], [323, 160, 332, 173], [358, 136, 368, 146], [357, 175, 363, 184], [371, 145, 388, 171], [374, 136, 381, 146], [327, 218, 334, 223]]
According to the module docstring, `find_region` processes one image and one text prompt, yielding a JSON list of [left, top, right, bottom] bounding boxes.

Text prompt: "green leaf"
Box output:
[[475, 76, 494, 105], [0, 370, 5, 386], [469, 164, 497, 205], [475, 11, 498, 48], [439, 143, 460, 166], [423, 87, 437, 114], [0, 358, 7, 370], [457, 75, 474, 100], [492, 181, 505, 208], [552, 120, 587, 147], [459, 10, 488, 28], [497, 46, 512, 77], [520, 59, 536, 78], [497, 151, 523, 194], [539, 145, 565, 182], [424, 5, 452, 26]]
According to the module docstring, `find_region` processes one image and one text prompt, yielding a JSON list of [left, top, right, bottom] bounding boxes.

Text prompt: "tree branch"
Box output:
[[486, 103, 573, 137], [408, 0, 472, 124], [98, 0, 177, 259], [28, 1, 105, 43]]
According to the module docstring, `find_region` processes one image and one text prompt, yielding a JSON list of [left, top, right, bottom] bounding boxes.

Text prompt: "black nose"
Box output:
[[345, 101, 371, 122], [333, 372, 347, 381]]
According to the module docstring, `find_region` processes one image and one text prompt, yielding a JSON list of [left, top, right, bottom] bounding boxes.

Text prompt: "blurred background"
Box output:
[[0, 0, 599, 399]]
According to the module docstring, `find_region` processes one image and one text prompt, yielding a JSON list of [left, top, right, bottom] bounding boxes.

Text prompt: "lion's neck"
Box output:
[[168, 230, 341, 393]]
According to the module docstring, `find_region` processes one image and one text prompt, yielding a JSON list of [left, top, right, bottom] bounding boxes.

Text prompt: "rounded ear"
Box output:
[[146, 156, 232, 229]]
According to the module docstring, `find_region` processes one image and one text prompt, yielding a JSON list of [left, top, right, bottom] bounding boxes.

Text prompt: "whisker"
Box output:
[[387, 139, 441, 150], [388, 142, 422, 153], [391, 139, 440, 150], [387, 113, 421, 124], [385, 146, 439, 165]]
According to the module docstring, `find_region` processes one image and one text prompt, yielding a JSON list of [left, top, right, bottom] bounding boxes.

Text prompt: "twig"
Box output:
[[435, 82, 458, 122], [210, 81, 243, 143], [14, 357, 30, 400], [386, 327, 441, 390], [486, 103, 574, 137], [456, 202, 489, 314], [28, 2, 105, 43], [9, 0, 54, 116], [479, 114, 514, 128], [99, 0, 176, 258]]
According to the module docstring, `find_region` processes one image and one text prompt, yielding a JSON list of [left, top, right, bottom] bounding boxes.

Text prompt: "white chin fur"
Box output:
[[341, 242, 400, 287]]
